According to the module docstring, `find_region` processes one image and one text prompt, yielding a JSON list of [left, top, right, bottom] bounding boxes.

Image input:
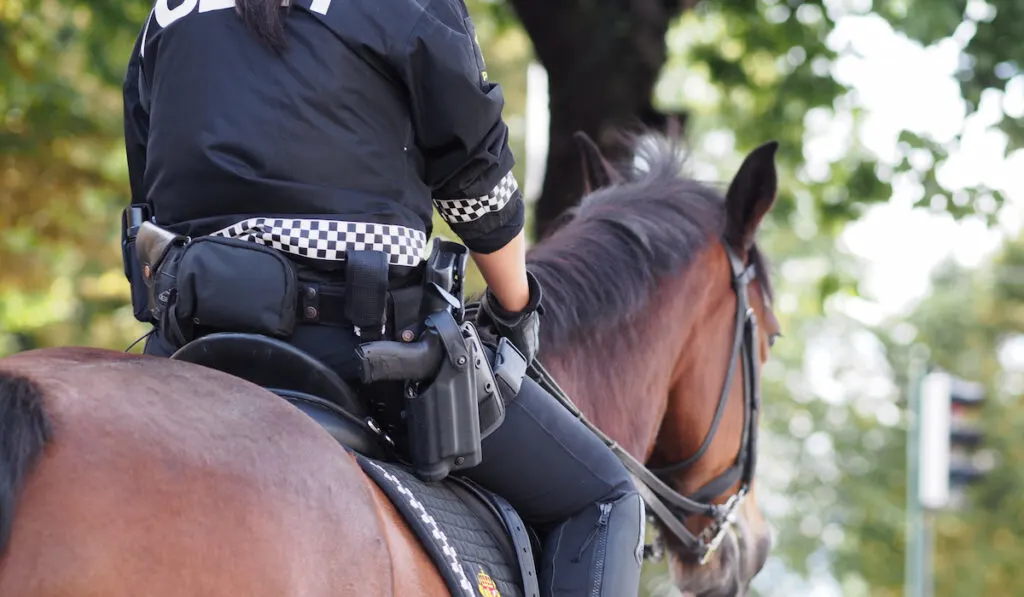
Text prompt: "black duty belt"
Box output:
[[294, 256, 425, 329], [296, 279, 425, 341], [296, 282, 349, 326]]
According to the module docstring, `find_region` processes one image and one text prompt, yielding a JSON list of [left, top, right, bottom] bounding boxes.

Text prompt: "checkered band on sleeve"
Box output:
[[210, 218, 428, 268], [433, 171, 520, 225]]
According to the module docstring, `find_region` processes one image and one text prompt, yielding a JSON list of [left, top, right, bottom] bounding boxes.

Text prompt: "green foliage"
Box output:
[[663, 0, 891, 223], [753, 231, 1024, 596], [892, 242, 1024, 596], [887, 0, 1023, 215], [0, 0, 148, 352]]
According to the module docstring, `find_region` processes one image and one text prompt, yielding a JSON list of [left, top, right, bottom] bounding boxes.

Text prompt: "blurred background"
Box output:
[[0, 0, 1021, 595]]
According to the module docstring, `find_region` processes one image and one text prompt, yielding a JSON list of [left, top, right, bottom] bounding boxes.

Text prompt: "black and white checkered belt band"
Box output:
[[433, 170, 519, 224], [211, 218, 428, 268]]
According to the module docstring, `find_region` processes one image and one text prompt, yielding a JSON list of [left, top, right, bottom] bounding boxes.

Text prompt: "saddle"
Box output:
[[171, 331, 541, 597]]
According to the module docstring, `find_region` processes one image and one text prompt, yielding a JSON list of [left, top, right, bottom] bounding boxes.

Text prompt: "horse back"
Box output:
[[0, 347, 443, 597]]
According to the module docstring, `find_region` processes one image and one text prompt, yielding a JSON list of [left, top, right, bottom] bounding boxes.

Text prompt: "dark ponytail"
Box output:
[[235, 0, 289, 51]]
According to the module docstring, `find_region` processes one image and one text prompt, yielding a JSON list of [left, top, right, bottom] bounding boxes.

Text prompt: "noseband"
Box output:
[[528, 240, 761, 565]]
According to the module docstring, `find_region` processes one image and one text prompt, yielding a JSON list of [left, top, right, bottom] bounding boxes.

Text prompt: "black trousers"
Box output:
[[145, 323, 644, 596]]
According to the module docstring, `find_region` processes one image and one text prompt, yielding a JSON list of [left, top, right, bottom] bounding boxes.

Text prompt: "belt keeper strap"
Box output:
[[345, 250, 390, 340]]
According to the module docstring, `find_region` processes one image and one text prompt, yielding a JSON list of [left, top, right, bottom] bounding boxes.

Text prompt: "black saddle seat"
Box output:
[[170, 333, 388, 457], [170, 332, 366, 418]]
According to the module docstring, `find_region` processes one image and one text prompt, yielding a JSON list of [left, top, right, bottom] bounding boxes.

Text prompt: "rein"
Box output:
[[483, 241, 762, 566]]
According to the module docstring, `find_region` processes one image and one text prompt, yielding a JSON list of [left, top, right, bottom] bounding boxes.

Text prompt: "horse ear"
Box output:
[[574, 131, 624, 194], [725, 141, 779, 250]]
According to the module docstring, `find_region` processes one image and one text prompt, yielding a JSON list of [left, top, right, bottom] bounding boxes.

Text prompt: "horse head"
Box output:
[[526, 131, 782, 597]]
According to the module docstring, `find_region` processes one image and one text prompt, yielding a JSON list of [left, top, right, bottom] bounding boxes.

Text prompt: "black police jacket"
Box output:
[[122, 0, 524, 270]]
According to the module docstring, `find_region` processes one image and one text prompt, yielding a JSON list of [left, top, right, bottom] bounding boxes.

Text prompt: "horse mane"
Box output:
[[0, 370, 52, 554], [527, 133, 772, 353]]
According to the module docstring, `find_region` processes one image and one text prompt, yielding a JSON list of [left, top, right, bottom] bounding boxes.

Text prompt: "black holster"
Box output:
[[419, 238, 468, 322], [135, 221, 190, 341], [405, 310, 486, 482], [121, 204, 156, 324], [402, 239, 526, 483]]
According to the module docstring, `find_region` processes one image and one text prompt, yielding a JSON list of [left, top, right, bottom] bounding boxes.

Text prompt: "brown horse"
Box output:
[[0, 133, 781, 597]]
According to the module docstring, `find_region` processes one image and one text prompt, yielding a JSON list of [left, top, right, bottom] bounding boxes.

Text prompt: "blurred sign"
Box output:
[[919, 371, 987, 510]]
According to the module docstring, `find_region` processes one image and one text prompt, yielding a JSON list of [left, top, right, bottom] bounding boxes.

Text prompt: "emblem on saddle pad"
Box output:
[[476, 568, 500, 597]]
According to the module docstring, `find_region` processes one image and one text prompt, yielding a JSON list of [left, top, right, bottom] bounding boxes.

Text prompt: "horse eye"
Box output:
[[768, 333, 782, 348]]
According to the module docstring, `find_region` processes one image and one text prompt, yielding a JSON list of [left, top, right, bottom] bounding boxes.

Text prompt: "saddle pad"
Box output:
[[356, 455, 525, 597]]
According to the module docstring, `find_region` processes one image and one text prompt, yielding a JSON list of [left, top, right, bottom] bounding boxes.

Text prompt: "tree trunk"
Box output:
[[507, 0, 687, 239]]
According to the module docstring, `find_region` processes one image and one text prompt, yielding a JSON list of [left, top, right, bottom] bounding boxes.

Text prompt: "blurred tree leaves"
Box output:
[[753, 230, 1024, 596], [0, 0, 142, 291], [0, 0, 145, 353], [2, 0, 1020, 338]]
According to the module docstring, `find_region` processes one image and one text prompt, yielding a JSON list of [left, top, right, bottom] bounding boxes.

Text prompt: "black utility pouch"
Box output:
[[173, 236, 299, 341]]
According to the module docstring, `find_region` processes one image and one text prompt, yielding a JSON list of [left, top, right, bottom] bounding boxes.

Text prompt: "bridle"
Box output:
[[532, 241, 761, 564], [528, 240, 762, 565], [642, 241, 761, 562]]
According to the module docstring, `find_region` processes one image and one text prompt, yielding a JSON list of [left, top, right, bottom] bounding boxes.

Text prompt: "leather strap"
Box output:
[[488, 491, 541, 597], [446, 474, 541, 597], [344, 250, 390, 340]]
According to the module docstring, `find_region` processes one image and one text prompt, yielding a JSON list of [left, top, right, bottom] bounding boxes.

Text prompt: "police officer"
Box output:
[[122, 0, 645, 595]]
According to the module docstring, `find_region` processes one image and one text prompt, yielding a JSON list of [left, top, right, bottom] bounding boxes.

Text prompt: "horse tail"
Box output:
[[0, 371, 52, 553]]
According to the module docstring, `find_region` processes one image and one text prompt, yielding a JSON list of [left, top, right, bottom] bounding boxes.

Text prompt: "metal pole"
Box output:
[[922, 510, 935, 597], [905, 346, 928, 597]]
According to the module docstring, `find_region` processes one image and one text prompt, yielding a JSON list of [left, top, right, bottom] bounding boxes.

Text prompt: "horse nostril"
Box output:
[[699, 574, 741, 597]]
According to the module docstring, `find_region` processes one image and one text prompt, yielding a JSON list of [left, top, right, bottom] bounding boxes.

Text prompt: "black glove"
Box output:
[[477, 270, 543, 366]]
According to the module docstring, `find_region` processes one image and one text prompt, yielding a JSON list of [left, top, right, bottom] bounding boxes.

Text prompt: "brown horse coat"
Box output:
[[0, 349, 446, 596]]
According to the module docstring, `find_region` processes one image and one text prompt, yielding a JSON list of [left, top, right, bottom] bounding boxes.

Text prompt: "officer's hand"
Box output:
[[477, 270, 543, 366]]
